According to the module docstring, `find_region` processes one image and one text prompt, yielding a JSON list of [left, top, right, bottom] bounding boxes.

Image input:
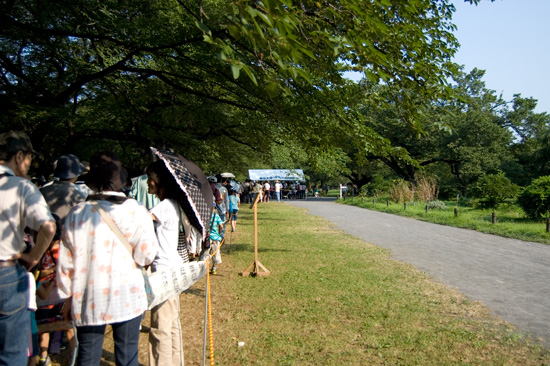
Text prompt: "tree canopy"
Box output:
[[1, 0, 466, 177]]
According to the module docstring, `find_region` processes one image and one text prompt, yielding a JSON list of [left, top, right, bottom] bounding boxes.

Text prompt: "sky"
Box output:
[[344, 1, 550, 114], [450, 0, 550, 113]]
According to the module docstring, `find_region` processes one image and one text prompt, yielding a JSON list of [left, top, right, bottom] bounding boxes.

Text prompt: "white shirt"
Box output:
[[0, 165, 54, 260], [275, 182, 282, 192], [150, 199, 184, 271], [57, 193, 159, 326], [217, 185, 228, 214]]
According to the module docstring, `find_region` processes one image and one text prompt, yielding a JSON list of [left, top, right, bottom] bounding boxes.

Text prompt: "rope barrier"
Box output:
[[207, 268, 214, 366], [202, 259, 209, 366], [202, 233, 227, 366]]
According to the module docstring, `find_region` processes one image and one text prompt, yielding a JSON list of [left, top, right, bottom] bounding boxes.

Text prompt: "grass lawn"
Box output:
[[49, 202, 550, 365], [340, 196, 550, 245]]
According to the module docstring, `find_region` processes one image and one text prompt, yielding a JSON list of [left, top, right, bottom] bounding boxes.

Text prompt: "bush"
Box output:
[[518, 176, 550, 219], [427, 200, 446, 210], [362, 175, 393, 197], [475, 173, 520, 209]]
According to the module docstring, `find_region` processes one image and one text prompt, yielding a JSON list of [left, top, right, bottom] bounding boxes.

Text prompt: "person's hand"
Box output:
[[10, 252, 39, 271]]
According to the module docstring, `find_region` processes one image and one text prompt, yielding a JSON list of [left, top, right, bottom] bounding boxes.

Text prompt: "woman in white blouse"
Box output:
[[57, 152, 159, 366], [146, 160, 186, 366]]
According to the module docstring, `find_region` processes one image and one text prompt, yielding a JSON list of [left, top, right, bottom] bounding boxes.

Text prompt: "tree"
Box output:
[[1, 0, 464, 175], [500, 95, 550, 186], [345, 68, 511, 197], [425, 68, 511, 195]]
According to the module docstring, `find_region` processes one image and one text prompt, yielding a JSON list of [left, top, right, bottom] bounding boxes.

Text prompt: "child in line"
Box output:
[[29, 272, 57, 366], [207, 204, 224, 274], [35, 215, 76, 366]]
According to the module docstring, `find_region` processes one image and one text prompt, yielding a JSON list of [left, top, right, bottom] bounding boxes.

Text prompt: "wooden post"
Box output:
[[425, 204, 428, 213], [492, 212, 496, 224], [404, 202, 407, 210], [386, 200, 389, 207], [454, 208, 458, 217], [546, 218, 550, 233], [241, 193, 270, 277], [372, 199, 375, 205]]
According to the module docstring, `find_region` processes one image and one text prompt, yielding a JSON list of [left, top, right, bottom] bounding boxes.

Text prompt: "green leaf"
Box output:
[[242, 65, 258, 85], [266, 82, 279, 98], [231, 63, 242, 79], [195, 21, 211, 36]]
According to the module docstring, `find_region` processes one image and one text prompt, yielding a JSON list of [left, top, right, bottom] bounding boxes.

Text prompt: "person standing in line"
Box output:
[[253, 181, 262, 202], [205, 204, 224, 275], [274, 180, 282, 202], [216, 179, 229, 237], [0, 131, 56, 366], [56, 152, 159, 366], [40, 154, 87, 219], [228, 189, 240, 232], [145, 160, 186, 366], [38, 154, 86, 366], [241, 179, 251, 204], [128, 173, 160, 210], [263, 181, 270, 202]]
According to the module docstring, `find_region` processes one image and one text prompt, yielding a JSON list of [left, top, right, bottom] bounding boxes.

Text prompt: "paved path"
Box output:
[[288, 197, 550, 346]]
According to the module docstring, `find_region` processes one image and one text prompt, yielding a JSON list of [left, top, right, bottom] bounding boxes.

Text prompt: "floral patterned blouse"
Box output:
[[56, 193, 159, 326]]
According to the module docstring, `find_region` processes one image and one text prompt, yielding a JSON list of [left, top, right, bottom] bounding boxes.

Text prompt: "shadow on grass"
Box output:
[[225, 242, 291, 254], [184, 287, 206, 298]]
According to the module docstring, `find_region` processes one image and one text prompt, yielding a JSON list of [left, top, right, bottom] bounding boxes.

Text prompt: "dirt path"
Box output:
[[288, 197, 550, 346]]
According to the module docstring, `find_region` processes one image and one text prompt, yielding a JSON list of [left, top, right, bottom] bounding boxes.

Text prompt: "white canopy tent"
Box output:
[[248, 169, 305, 182]]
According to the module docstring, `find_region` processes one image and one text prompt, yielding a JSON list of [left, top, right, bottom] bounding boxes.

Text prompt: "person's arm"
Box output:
[[62, 297, 72, 321], [36, 279, 56, 300], [12, 220, 56, 270], [38, 266, 56, 279]]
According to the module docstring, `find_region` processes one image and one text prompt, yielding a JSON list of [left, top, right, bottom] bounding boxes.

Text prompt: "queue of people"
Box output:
[[0, 131, 233, 366], [240, 179, 308, 202]]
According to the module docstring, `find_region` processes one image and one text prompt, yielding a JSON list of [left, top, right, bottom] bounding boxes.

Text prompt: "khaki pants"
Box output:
[[200, 240, 222, 265], [148, 295, 184, 366], [210, 240, 222, 265]]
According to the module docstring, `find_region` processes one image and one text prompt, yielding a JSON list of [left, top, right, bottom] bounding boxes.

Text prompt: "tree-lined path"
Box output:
[[288, 198, 550, 346]]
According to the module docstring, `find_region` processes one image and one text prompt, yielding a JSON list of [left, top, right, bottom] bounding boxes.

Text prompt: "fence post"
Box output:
[[404, 202, 407, 210], [454, 208, 458, 217], [492, 212, 496, 224], [373, 199, 375, 205], [386, 200, 389, 207], [425, 204, 428, 213], [546, 218, 550, 233]]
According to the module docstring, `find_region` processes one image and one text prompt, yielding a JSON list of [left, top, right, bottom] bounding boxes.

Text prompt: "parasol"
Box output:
[[150, 147, 213, 237], [220, 172, 235, 178]]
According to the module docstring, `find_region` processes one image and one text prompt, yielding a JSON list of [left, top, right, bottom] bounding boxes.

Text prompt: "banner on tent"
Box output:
[[248, 169, 304, 181]]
